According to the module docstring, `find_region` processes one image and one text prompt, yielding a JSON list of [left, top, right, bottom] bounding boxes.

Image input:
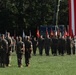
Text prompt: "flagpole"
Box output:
[[56, 0, 61, 27]]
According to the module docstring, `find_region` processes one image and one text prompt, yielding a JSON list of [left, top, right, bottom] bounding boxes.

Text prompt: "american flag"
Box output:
[[69, 0, 76, 37]]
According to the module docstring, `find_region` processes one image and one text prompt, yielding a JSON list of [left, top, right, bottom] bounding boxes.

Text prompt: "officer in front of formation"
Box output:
[[24, 36, 32, 67], [0, 34, 8, 67], [16, 36, 25, 67], [5, 32, 12, 67]]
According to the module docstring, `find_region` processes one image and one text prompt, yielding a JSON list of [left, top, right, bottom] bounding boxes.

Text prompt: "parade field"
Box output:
[[0, 51, 76, 75]]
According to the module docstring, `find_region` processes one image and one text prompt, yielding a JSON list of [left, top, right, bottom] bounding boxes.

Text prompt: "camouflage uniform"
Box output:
[[38, 35, 44, 56], [1, 34, 8, 67], [16, 37, 25, 67], [66, 36, 71, 55], [51, 36, 58, 56], [5, 32, 12, 66], [44, 35, 51, 56], [24, 36, 32, 67], [32, 37, 38, 55]]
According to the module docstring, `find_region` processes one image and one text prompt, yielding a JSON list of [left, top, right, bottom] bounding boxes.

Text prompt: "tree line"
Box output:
[[0, 0, 68, 36]]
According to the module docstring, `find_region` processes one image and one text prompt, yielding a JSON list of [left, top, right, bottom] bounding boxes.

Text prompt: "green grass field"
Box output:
[[0, 49, 76, 75]]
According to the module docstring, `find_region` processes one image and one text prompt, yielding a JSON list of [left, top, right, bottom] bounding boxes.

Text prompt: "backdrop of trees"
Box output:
[[0, 0, 68, 36]]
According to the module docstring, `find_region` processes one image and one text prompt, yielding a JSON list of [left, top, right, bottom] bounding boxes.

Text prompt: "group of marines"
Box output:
[[0, 32, 32, 68], [32, 35, 76, 56], [0, 32, 76, 68]]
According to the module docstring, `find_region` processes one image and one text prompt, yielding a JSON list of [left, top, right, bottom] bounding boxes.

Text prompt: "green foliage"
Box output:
[[59, 0, 68, 25], [0, 0, 68, 35]]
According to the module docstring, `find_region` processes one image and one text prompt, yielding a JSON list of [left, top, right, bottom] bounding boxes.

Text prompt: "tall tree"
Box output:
[[0, 0, 69, 36]]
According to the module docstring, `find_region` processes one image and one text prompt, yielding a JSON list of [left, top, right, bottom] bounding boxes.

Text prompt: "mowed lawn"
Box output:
[[0, 49, 76, 75]]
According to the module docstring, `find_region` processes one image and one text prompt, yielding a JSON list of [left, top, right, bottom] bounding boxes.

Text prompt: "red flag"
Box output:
[[69, 0, 76, 37], [50, 29, 53, 36], [64, 30, 68, 37], [37, 29, 40, 38]]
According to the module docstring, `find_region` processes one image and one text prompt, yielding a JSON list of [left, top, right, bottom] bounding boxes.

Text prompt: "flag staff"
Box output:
[[56, 0, 61, 27]]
